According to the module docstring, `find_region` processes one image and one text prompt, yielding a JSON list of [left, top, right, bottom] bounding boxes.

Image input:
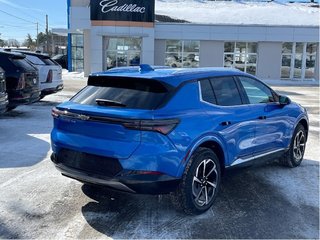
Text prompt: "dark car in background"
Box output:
[[52, 54, 68, 69], [0, 67, 9, 114], [0, 51, 40, 110]]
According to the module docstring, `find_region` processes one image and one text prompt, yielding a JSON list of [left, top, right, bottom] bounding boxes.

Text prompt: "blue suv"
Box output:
[[51, 65, 308, 214]]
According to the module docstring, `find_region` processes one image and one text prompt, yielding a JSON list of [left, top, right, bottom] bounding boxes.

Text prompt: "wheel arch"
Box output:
[[298, 118, 309, 140], [198, 141, 226, 174], [177, 136, 227, 177]]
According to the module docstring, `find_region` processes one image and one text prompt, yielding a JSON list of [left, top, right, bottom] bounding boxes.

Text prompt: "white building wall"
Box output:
[[256, 42, 282, 80], [199, 41, 224, 67], [83, 29, 91, 77], [154, 40, 166, 65]]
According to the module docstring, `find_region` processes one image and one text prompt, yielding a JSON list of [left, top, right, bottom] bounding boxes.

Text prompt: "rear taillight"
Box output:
[[46, 70, 53, 83], [52, 107, 65, 118], [51, 107, 180, 135], [17, 73, 26, 90], [123, 119, 180, 135]]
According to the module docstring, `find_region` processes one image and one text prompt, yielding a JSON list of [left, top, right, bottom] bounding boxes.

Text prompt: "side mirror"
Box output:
[[279, 95, 291, 105]]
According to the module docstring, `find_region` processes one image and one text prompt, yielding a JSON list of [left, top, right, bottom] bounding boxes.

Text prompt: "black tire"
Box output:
[[6, 106, 16, 112], [279, 124, 306, 168], [171, 147, 221, 215]]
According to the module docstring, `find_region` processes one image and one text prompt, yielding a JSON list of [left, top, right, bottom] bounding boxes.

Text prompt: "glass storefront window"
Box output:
[[224, 42, 258, 75], [105, 37, 141, 69], [71, 34, 84, 72], [305, 43, 317, 79], [281, 42, 318, 80], [165, 40, 200, 68]]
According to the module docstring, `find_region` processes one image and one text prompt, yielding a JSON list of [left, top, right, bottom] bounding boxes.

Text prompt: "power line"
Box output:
[[0, 9, 36, 24], [0, 23, 36, 28]]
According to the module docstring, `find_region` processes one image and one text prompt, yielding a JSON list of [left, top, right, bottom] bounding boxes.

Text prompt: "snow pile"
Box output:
[[62, 69, 86, 81], [155, 0, 320, 26]]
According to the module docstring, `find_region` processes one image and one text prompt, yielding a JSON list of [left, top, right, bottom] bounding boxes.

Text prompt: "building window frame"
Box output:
[[104, 37, 142, 70], [224, 42, 258, 75], [71, 34, 84, 72], [281, 42, 317, 81], [165, 40, 200, 68]]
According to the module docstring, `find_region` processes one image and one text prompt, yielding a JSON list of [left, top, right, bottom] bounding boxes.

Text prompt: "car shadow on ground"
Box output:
[[0, 107, 51, 168], [80, 160, 319, 239]]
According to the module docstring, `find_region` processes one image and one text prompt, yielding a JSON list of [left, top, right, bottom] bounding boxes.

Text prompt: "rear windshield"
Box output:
[[71, 76, 173, 110], [11, 58, 35, 72]]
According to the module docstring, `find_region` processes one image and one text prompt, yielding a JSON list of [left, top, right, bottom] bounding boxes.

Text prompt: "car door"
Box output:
[[199, 76, 256, 166], [237, 76, 290, 156]]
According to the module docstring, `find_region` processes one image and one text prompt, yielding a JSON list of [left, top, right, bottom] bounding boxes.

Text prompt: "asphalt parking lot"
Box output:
[[0, 78, 319, 239]]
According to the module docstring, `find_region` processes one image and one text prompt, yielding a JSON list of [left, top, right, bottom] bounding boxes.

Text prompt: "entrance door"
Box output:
[[104, 37, 142, 70]]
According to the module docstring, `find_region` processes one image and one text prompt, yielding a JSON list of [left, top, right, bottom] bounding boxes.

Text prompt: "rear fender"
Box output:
[[176, 134, 228, 177]]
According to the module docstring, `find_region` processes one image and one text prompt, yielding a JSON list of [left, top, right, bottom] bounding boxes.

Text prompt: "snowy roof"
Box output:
[[155, 1, 320, 26]]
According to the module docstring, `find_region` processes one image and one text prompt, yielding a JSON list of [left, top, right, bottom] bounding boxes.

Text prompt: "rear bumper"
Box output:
[[51, 153, 180, 194], [41, 83, 64, 96], [8, 89, 40, 107]]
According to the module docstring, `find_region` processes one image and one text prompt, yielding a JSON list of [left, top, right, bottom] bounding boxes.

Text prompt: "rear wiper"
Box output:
[[96, 99, 127, 107]]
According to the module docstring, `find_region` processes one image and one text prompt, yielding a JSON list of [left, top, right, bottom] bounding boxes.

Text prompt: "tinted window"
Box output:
[[42, 58, 58, 65], [11, 58, 35, 72], [210, 76, 242, 106], [71, 77, 173, 110], [25, 55, 46, 65], [199, 79, 216, 104], [239, 77, 274, 104]]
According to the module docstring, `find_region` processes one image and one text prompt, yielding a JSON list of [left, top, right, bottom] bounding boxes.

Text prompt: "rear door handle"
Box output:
[[221, 121, 231, 126], [258, 116, 267, 120]]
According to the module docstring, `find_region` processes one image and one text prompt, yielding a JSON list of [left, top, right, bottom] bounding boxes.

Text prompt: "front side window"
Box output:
[[239, 76, 274, 104], [224, 42, 258, 75], [165, 40, 200, 68], [210, 76, 242, 106]]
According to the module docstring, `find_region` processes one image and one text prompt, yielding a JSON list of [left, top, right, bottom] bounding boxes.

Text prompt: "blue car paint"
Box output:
[[51, 66, 308, 181]]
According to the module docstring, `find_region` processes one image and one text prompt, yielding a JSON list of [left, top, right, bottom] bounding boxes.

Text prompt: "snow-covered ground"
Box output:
[[0, 77, 319, 238], [155, 0, 320, 26]]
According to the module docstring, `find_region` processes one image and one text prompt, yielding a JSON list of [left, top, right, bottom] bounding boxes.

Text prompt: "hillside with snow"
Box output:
[[155, 0, 320, 26]]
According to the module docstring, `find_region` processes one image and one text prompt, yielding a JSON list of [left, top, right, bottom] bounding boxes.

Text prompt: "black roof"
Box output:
[[12, 50, 50, 59], [0, 49, 26, 58]]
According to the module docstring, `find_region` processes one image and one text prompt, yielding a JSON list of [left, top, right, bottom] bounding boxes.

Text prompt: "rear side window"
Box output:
[[42, 58, 58, 65], [210, 76, 242, 106], [25, 55, 46, 65], [71, 76, 173, 110], [199, 79, 216, 104], [11, 58, 35, 72]]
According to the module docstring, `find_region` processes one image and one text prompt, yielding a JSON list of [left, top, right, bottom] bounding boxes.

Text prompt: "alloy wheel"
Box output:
[[192, 159, 218, 207], [293, 130, 306, 161]]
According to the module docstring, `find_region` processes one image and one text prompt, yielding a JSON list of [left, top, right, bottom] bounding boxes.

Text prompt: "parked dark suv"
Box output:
[[0, 67, 8, 114], [0, 51, 40, 110]]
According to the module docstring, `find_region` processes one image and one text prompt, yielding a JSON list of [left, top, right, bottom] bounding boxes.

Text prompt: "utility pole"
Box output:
[[46, 14, 49, 54], [36, 22, 39, 50]]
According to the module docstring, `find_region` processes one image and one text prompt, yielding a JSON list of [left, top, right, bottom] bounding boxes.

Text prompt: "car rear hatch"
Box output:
[[10, 55, 39, 90], [52, 75, 174, 159], [40, 56, 62, 83]]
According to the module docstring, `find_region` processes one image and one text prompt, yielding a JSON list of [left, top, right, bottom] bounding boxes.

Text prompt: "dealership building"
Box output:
[[67, 0, 320, 83]]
